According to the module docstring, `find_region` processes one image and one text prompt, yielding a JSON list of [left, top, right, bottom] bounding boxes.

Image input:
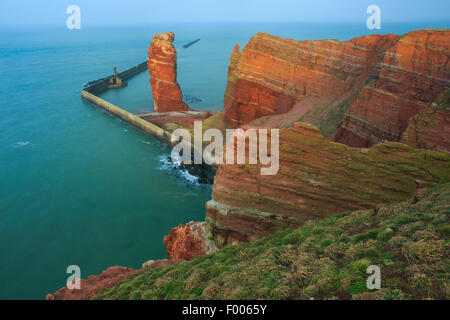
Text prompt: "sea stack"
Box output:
[[148, 32, 188, 112]]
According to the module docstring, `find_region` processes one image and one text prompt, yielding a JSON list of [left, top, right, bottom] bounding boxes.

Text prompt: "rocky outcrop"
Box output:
[[163, 221, 218, 260], [224, 30, 450, 151], [206, 122, 450, 247], [224, 32, 399, 126], [401, 89, 450, 154], [47, 220, 218, 299], [148, 32, 189, 112], [46, 260, 178, 300], [46, 266, 138, 300], [336, 30, 450, 147]]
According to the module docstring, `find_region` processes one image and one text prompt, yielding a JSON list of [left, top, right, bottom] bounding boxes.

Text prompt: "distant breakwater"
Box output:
[[84, 61, 147, 95]]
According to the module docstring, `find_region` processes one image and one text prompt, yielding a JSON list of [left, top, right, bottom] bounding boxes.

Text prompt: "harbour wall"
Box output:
[[82, 90, 217, 170], [81, 61, 218, 170], [84, 62, 147, 96], [82, 90, 175, 145]]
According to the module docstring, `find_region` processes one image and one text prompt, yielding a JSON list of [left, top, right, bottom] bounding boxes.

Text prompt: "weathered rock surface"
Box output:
[[336, 30, 450, 148], [46, 260, 178, 300], [206, 122, 450, 247], [46, 266, 137, 300], [224, 32, 399, 126], [163, 221, 218, 260], [148, 32, 189, 112], [401, 89, 450, 154], [224, 30, 450, 151]]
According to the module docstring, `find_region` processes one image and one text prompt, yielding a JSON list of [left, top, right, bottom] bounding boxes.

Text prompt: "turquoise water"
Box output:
[[0, 22, 446, 299]]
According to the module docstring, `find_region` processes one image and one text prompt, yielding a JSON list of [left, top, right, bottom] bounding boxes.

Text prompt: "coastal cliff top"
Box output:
[[95, 183, 450, 300]]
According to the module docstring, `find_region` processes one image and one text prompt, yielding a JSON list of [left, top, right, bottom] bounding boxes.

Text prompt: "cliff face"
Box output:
[[206, 123, 450, 247], [163, 221, 218, 260], [336, 30, 450, 147], [95, 183, 450, 300], [148, 32, 188, 112], [224, 30, 450, 151], [46, 260, 179, 300], [224, 32, 399, 126], [401, 89, 450, 154]]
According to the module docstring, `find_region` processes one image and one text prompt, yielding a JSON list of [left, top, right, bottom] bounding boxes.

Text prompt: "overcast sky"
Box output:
[[1, 0, 449, 26]]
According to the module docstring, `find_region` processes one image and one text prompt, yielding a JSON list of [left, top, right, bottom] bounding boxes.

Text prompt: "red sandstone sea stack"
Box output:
[[148, 32, 189, 112]]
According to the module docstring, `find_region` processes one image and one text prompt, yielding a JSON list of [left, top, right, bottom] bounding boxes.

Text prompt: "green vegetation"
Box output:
[[95, 183, 449, 300], [434, 88, 450, 112], [300, 92, 358, 139]]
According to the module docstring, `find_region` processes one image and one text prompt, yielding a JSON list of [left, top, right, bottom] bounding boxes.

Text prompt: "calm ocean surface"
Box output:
[[0, 22, 445, 299]]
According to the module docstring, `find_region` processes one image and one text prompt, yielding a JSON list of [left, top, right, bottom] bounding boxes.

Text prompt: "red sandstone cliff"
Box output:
[[207, 123, 450, 247], [224, 32, 399, 126], [46, 260, 178, 300], [401, 89, 450, 154], [50, 30, 450, 298], [224, 30, 450, 152], [336, 30, 450, 148], [163, 221, 218, 260], [148, 32, 189, 112]]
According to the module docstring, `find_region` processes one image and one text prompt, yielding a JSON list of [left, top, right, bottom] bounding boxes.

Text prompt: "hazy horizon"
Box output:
[[1, 0, 449, 27]]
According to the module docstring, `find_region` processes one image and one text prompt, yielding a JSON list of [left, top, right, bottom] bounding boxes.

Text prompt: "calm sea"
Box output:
[[0, 22, 445, 299]]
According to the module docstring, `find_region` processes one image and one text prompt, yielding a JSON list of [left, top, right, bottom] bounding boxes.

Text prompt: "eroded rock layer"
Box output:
[[148, 32, 188, 112], [46, 260, 178, 300], [336, 30, 450, 147], [206, 123, 450, 247], [46, 266, 137, 300], [163, 221, 218, 260], [224, 32, 400, 126], [401, 89, 450, 154], [224, 30, 450, 150]]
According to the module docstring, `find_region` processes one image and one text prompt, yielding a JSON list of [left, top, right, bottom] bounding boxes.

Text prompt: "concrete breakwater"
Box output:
[[81, 62, 217, 177], [84, 61, 148, 96], [82, 90, 175, 144]]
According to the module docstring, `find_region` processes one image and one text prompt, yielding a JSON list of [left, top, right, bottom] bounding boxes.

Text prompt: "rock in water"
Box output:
[[163, 221, 218, 260], [148, 32, 189, 112]]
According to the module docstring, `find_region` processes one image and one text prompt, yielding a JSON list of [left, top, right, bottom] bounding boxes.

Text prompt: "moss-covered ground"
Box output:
[[95, 183, 449, 300]]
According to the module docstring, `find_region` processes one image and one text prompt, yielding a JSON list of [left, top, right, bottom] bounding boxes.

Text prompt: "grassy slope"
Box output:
[[96, 183, 449, 300]]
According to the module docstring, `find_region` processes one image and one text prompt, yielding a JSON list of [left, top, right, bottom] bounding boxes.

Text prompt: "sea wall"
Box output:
[[84, 62, 147, 96], [119, 62, 148, 80], [81, 90, 217, 167], [82, 90, 174, 145]]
